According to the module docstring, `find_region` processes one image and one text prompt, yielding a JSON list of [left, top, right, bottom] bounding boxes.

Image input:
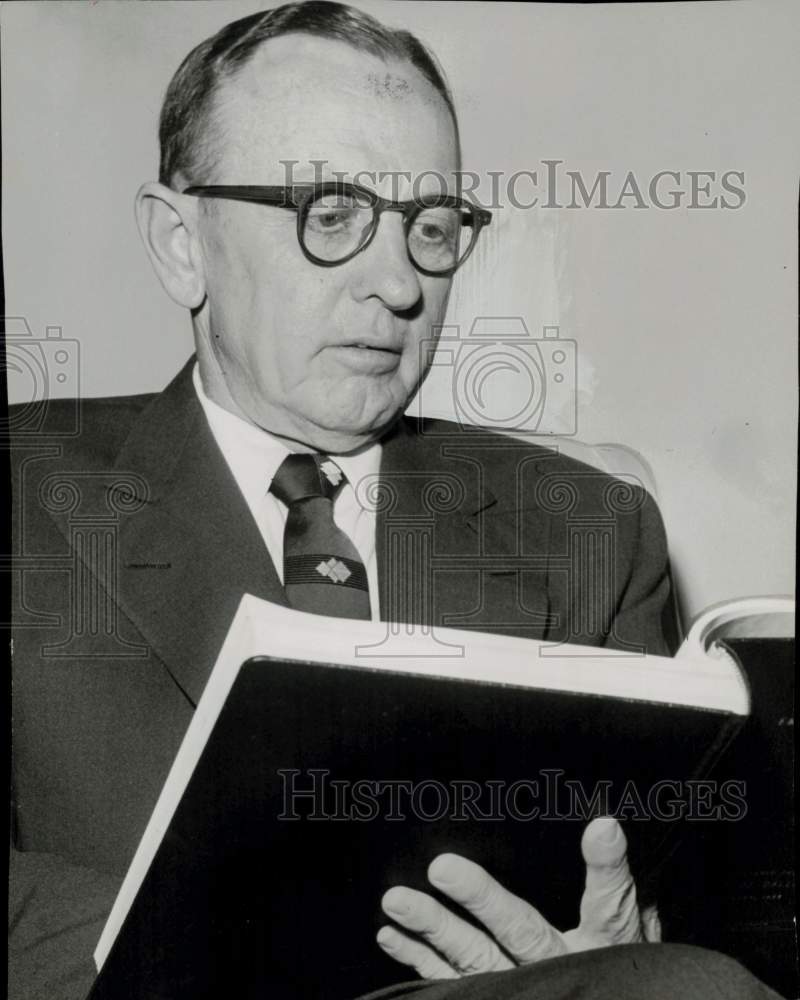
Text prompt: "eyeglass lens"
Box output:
[[302, 191, 472, 272]]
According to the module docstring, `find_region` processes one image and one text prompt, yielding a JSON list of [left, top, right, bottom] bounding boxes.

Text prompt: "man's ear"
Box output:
[[135, 182, 206, 309]]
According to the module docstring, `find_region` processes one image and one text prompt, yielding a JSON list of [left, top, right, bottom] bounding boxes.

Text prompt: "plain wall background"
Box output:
[[2, 0, 797, 619]]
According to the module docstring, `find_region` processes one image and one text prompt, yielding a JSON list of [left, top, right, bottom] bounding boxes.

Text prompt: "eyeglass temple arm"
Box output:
[[182, 185, 303, 207]]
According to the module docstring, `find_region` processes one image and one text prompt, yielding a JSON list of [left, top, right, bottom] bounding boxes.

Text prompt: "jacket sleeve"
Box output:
[[605, 489, 681, 657]]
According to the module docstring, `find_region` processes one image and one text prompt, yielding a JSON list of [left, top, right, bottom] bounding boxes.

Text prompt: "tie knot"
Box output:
[[270, 454, 346, 506]]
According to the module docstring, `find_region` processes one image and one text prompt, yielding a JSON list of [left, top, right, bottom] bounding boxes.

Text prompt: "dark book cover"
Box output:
[[88, 654, 745, 1000], [658, 636, 796, 997]]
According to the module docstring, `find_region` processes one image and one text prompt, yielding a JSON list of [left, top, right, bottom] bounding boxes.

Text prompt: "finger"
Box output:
[[376, 925, 460, 980], [381, 885, 514, 975], [426, 854, 568, 964], [641, 904, 662, 942], [578, 817, 642, 943]]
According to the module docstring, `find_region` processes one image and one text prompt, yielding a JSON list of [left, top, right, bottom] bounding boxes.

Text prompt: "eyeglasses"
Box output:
[[182, 181, 492, 276]]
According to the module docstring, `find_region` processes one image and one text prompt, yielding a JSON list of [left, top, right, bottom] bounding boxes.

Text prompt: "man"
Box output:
[[7, 3, 778, 998]]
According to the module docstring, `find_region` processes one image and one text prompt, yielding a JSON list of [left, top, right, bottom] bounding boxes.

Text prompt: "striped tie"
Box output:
[[270, 454, 371, 620]]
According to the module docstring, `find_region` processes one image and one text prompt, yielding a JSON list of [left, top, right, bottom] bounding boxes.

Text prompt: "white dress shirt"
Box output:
[[192, 364, 382, 619]]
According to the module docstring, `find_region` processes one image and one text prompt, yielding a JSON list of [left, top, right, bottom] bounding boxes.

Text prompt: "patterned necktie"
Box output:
[[270, 454, 371, 620]]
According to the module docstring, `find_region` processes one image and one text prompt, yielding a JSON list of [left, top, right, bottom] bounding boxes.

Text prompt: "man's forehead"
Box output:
[[227, 33, 439, 106], [211, 33, 458, 184], [364, 69, 413, 101]]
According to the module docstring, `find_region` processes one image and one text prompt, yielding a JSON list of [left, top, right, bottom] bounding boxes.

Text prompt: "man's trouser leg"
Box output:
[[357, 944, 784, 1000]]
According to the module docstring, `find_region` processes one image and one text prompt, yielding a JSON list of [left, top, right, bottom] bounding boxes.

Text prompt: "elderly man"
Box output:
[[8, 3, 779, 999]]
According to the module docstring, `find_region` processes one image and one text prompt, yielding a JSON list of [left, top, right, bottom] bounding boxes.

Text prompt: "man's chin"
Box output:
[[257, 411, 402, 456], [298, 418, 398, 456], [291, 392, 410, 454]]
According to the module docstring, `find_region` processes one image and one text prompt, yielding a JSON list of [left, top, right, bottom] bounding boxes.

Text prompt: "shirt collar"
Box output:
[[192, 363, 382, 510]]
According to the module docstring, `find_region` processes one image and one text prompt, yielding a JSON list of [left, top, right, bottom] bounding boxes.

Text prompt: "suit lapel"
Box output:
[[112, 361, 288, 704], [376, 420, 553, 638], [375, 417, 487, 627]]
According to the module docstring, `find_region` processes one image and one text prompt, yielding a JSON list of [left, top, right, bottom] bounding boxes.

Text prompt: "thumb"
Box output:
[[581, 816, 628, 878], [578, 817, 642, 943]]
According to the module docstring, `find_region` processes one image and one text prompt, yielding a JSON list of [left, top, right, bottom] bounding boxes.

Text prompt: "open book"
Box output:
[[679, 594, 794, 653], [90, 595, 774, 1000]]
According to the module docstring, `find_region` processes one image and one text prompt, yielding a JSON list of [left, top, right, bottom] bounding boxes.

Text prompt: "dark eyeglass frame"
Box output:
[[182, 181, 493, 276]]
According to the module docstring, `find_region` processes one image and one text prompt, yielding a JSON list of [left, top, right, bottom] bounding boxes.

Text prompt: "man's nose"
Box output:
[[350, 210, 422, 311]]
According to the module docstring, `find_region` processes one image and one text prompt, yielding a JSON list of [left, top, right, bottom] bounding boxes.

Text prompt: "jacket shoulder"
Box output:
[[7, 392, 157, 468], [401, 415, 630, 489]]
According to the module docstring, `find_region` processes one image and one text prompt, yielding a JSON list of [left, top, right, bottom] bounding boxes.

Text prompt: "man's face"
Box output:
[[193, 34, 459, 452]]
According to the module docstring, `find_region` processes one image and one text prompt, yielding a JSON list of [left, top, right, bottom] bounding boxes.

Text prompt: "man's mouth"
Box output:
[[332, 341, 403, 372], [345, 342, 401, 353]]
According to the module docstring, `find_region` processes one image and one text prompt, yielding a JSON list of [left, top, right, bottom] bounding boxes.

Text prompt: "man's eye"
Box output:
[[418, 222, 447, 243], [307, 207, 355, 231], [412, 212, 458, 245]]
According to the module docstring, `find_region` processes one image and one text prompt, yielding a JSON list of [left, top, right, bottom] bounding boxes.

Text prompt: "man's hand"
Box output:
[[376, 817, 661, 980]]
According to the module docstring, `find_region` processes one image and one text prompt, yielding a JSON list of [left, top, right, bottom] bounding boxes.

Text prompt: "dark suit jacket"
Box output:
[[7, 358, 677, 995]]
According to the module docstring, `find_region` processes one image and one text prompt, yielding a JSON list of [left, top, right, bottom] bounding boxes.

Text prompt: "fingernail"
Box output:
[[376, 928, 396, 950], [595, 817, 620, 844], [428, 853, 459, 886], [382, 891, 410, 917]]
